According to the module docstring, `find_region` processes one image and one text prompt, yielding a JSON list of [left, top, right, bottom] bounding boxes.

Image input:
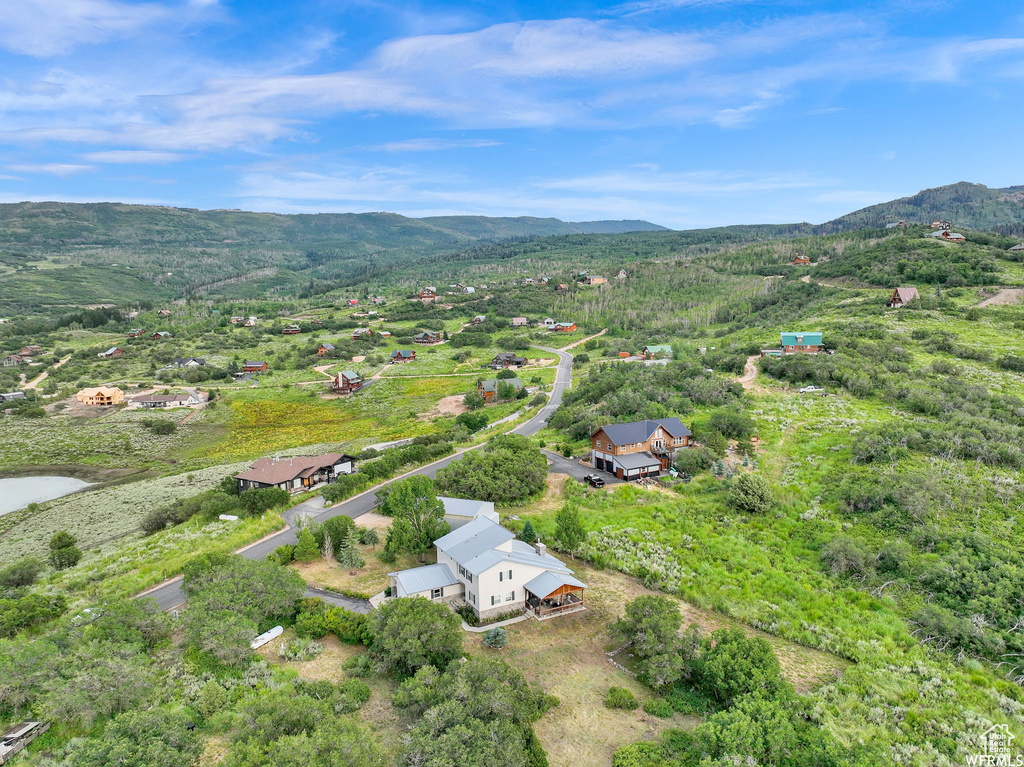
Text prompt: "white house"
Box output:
[[389, 514, 586, 621]]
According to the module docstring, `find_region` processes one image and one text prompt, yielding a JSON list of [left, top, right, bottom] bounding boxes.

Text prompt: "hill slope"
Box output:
[[818, 181, 1024, 234]]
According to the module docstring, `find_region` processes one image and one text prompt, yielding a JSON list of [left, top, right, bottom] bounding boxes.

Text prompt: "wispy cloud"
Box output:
[[5, 162, 94, 176], [81, 150, 187, 163], [364, 138, 501, 152]]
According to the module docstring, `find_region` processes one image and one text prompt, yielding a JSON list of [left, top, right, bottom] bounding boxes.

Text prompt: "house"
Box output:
[[1010, 244, 1024, 252], [414, 331, 442, 344], [791, 255, 811, 265], [152, 331, 173, 340], [157, 309, 173, 316], [491, 352, 527, 369], [885, 220, 908, 229], [931, 230, 966, 242], [317, 343, 336, 357], [510, 317, 529, 327], [389, 514, 586, 621], [616, 269, 628, 279], [242, 361, 269, 373], [19, 345, 42, 356], [2, 355, 25, 367], [455, 284, 476, 294], [97, 347, 124, 358], [352, 328, 374, 340], [332, 370, 364, 395], [929, 220, 952, 229], [347, 299, 360, 306], [541, 318, 556, 328], [0, 721, 50, 765], [127, 328, 144, 337], [170, 357, 206, 368], [243, 317, 258, 327], [477, 377, 524, 400], [472, 315, 486, 324], [371, 296, 386, 305], [390, 349, 415, 363], [75, 386, 125, 406], [555, 283, 569, 293], [379, 331, 392, 338], [551, 322, 577, 332], [582, 275, 607, 286], [886, 287, 920, 308], [131, 392, 201, 408], [780, 331, 823, 354], [538, 278, 549, 286], [230, 316, 244, 324], [234, 453, 355, 494], [282, 324, 301, 335], [642, 344, 673, 360], [591, 417, 693, 479], [419, 287, 437, 300], [0, 392, 26, 403]]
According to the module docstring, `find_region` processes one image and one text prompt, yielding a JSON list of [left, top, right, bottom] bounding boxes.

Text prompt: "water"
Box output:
[[0, 475, 93, 516]]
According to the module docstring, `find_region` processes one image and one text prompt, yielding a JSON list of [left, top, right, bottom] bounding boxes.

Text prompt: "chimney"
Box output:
[[535, 540, 547, 557]]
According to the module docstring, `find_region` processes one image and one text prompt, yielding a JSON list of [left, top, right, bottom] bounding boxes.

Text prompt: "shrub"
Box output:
[[642, 698, 674, 718], [727, 473, 775, 515], [278, 637, 324, 661], [335, 679, 372, 713], [272, 544, 295, 565], [48, 530, 82, 570], [483, 627, 508, 649], [605, 687, 639, 710]]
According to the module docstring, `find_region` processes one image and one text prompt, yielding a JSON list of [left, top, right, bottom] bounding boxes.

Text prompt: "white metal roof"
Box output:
[[524, 571, 587, 599], [391, 563, 460, 595]]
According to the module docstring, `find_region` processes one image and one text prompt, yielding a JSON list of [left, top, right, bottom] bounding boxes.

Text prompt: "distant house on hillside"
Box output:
[[76, 386, 124, 406], [472, 315, 486, 324], [591, 417, 693, 479], [0, 391, 26, 403], [555, 283, 569, 293], [885, 220, 908, 229], [551, 322, 577, 332], [478, 377, 524, 400], [234, 453, 355, 494], [931, 230, 966, 242], [419, 287, 436, 301], [243, 317, 258, 327], [347, 298, 359, 306], [929, 220, 952, 230], [371, 296, 386, 305], [19, 345, 43, 356], [152, 331, 173, 340], [351, 328, 373, 340], [127, 328, 144, 338], [317, 343, 335, 357], [331, 370, 363, 395], [886, 287, 920, 308], [2, 354, 25, 367], [1010, 244, 1024, 252], [616, 269, 628, 279], [581, 275, 606, 286], [642, 344, 673, 360], [390, 349, 415, 364], [510, 317, 529, 327], [282, 324, 301, 335], [242, 361, 268, 373], [171, 357, 205, 368], [779, 332, 823, 354], [131, 392, 200, 409], [491, 352, 527, 369], [791, 255, 811, 265], [157, 309, 172, 316], [230, 316, 244, 324], [98, 347, 125, 358], [414, 331, 442, 345]]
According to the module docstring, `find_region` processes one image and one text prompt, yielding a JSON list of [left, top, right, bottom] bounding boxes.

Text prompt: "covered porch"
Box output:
[[524, 572, 587, 620]]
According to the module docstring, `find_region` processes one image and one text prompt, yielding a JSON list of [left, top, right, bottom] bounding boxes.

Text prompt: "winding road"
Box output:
[[136, 341, 581, 613]]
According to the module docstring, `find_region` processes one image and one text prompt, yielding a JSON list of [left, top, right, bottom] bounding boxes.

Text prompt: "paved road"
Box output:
[[138, 339, 579, 612]]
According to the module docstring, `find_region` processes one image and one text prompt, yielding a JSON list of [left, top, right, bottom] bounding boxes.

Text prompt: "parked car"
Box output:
[[798, 385, 824, 393], [583, 474, 606, 488]]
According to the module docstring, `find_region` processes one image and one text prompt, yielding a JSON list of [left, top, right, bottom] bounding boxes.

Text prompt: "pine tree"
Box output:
[[337, 527, 365, 569], [519, 520, 538, 545], [555, 504, 586, 553], [294, 529, 319, 562]]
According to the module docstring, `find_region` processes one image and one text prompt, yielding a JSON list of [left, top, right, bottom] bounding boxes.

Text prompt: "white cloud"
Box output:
[[0, 0, 173, 57], [5, 163, 94, 176], [81, 150, 187, 163], [364, 138, 501, 152]]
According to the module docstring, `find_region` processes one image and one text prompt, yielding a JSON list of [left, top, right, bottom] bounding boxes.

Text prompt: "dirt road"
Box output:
[[977, 288, 1024, 307], [736, 355, 760, 390]]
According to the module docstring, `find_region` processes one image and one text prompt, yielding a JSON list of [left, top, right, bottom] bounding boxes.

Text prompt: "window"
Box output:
[[491, 595, 500, 606], [499, 569, 512, 582], [431, 588, 443, 599], [505, 591, 515, 602], [469, 592, 476, 604], [458, 565, 473, 583]]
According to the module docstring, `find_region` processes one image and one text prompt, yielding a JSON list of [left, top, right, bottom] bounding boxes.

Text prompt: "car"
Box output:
[[798, 385, 824, 393], [583, 474, 606, 488]]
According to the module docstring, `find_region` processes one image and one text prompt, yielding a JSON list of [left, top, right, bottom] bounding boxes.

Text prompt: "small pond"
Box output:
[[0, 475, 94, 516]]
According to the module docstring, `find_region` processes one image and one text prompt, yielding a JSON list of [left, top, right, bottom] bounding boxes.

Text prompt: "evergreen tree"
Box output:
[[48, 530, 82, 570], [554, 504, 586, 552], [294, 529, 319, 562], [336, 527, 365, 569], [519, 520, 538, 545]]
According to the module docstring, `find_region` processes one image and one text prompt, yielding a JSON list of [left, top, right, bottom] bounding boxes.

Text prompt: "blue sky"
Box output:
[[1, 0, 1023, 228]]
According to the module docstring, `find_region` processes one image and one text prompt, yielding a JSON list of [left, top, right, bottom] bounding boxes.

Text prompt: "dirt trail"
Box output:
[[736, 355, 761, 390], [563, 328, 607, 349], [977, 288, 1024, 307], [21, 355, 71, 391], [312, 363, 336, 379], [800, 274, 811, 283]]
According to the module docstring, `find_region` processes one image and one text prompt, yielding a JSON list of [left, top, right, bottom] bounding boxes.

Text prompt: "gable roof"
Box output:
[[523, 571, 587, 599], [243, 360, 267, 367], [644, 344, 673, 354], [100, 347, 122, 356], [234, 453, 352, 485], [339, 370, 361, 381], [596, 417, 692, 446], [390, 563, 460, 595], [319, 343, 336, 351], [435, 516, 515, 572], [780, 331, 822, 346], [1009, 244, 1024, 252], [439, 496, 496, 521], [391, 349, 414, 358], [892, 287, 920, 303], [78, 386, 122, 397]]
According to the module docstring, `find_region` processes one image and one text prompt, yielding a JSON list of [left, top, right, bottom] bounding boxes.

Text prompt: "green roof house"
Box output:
[[642, 344, 673, 360], [780, 332, 822, 354]]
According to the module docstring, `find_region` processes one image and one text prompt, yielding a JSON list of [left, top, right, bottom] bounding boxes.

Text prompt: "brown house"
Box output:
[[414, 331, 442, 344], [491, 352, 527, 369], [886, 287, 920, 308], [75, 386, 125, 406], [332, 370, 363, 395], [390, 349, 416, 363], [590, 417, 693, 479], [317, 343, 336, 357], [551, 322, 577, 332], [234, 453, 356, 494], [97, 347, 125, 358], [242, 361, 269, 373], [19, 345, 43, 356], [2, 354, 25, 367], [282, 324, 301, 335], [555, 283, 569, 293], [152, 331, 173, 340], [791, 255, 811, 265], [127, 328, 144, 337], [477, 377, 523, 400], [351, 328, 373, 340], [581, 275, 606, 286], [419, 287, 437, 300]]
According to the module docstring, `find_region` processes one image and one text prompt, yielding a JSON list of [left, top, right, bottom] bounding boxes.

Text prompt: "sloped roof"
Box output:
[[391, 349, 414, 358], [597, 417, 692, 446], [893, 287, 920, 303], [339, 370, 361, 381], [101, 347, 121, 355], [780, 332, 822, 346], [615, 451, 662, 470], [390, 563, 459, 595], [319, 343, 336, 350], [234, 453, 351, 485], [77, 386, 122, 397], [436, 516, 514, 569], [644, 344, 673, 354], [524, 570, 587, 599], [1009, 244, 1024, 251], [439, 496, 496, 520], [243, 361, 267, 367]]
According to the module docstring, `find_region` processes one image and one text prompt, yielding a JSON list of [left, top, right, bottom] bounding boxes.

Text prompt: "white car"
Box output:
[[798, 385, 824, 393]]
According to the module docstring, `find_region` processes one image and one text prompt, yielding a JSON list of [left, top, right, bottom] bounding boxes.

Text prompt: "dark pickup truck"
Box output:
[[583, 474, 606, 488]]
